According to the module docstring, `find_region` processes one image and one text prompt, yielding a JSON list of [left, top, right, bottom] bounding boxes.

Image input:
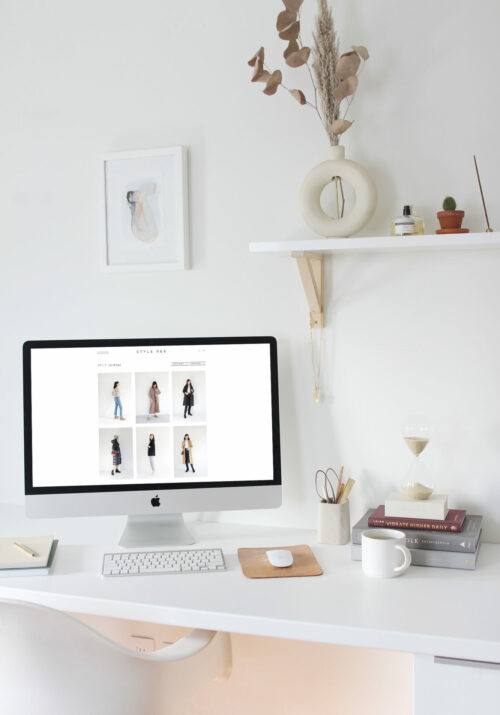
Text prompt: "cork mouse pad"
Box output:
[[238, 544, 323, 579]]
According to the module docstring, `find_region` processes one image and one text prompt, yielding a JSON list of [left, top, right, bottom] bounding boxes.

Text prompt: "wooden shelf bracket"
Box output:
[[293, 251, 324, 327]]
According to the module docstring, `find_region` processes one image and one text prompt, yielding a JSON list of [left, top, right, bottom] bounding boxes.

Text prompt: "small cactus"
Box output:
[[442, 196, 457, 211]]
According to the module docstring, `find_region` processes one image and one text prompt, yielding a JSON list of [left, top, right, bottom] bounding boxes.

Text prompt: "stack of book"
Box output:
[[351, 493, 482, 570], [0, 536, 58, 577]]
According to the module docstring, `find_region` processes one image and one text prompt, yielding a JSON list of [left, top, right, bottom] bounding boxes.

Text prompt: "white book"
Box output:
[[384, 493, 448, 520], [0, 535, 54, 570]]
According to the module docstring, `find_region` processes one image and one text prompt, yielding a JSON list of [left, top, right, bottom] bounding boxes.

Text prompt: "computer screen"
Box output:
[[24, 337, 280, 495]]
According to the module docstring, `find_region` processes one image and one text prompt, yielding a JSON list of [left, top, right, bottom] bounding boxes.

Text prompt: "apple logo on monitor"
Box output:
[[151, 494, 160, 507]]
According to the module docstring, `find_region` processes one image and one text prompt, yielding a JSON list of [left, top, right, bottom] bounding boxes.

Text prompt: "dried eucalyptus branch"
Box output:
[[248, 0, 369, 145], [312, 0, 339, 145]]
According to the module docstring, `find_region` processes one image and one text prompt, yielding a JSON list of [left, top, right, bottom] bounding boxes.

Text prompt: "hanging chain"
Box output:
[[310, 324, 323, 403]]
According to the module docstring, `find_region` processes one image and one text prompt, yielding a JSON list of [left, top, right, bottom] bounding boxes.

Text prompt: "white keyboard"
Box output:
[[102, 548, 226, 576]]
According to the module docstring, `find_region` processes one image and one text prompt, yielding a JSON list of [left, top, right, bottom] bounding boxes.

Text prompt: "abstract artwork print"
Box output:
[[103, 147, 187, 271]]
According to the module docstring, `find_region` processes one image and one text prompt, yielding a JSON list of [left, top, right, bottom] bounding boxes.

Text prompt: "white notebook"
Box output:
[[0, 536, 54, 570]]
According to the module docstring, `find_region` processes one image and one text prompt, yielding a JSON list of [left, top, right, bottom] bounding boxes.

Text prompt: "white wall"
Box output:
[[1, 0, 500, 539], [181, 635, 412, 715]]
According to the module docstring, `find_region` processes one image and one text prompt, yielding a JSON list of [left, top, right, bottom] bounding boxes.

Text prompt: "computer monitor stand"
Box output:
[[119, 514, 195, 548]]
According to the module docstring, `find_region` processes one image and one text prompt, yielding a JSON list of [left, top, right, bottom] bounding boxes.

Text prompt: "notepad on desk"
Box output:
[[0, 536, 58, 576]]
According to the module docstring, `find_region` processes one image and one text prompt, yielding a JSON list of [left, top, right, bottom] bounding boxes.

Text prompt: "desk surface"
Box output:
[[0, 513, 498, 662]]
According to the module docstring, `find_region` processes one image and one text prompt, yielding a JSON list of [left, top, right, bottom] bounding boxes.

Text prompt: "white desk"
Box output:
[[0, 518, 498, 660], [0, 511, 499, 714]]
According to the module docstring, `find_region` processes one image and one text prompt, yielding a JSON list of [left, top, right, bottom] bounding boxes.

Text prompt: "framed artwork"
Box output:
[[102, 146, 188, 271]]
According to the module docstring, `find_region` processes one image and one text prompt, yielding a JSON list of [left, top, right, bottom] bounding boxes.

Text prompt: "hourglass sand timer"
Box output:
[[401, 415, 433, 499]]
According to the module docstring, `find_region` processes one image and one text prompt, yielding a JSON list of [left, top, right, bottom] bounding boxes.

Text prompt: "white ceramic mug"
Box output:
[[361, 529, 411, 578]]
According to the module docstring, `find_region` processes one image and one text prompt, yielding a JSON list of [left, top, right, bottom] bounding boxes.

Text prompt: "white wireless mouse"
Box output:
[[266, 549, 294, 568]]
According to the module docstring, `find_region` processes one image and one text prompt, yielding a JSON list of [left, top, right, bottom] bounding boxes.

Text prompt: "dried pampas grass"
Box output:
[[312, 0, 340, 145], [248, 0, 369, 145]]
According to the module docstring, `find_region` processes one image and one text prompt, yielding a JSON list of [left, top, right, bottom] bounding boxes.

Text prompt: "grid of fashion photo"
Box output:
[[97, 369, 207, 483]]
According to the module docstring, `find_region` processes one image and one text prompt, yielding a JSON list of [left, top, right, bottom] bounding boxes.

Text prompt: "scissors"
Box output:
[[315, 467, 342, 503]]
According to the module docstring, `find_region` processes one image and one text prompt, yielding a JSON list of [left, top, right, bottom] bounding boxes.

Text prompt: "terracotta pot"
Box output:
[[437, 210, 464, 230]]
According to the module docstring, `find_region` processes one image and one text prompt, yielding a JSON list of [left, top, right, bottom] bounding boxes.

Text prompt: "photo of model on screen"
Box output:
[[172, 372, 206, 423], [148, 434, 155, 475], [135, 426, 170, 479], [148, 381, 161, 420], [182, 434, 195, 473], [111, 434, 122, 475], [98, 374, 132, 426], [135, 373, 169, 424], [182, 379, 194, 418], [99, 427, 133, 481], [112, 381, 126, 420]]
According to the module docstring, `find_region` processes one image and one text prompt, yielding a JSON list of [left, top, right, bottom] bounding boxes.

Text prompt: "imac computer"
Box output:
[[23, 337, 281, 546]]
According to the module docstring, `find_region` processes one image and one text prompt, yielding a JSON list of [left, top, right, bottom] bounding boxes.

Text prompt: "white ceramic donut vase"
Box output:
[[299, 145, 377, 237]]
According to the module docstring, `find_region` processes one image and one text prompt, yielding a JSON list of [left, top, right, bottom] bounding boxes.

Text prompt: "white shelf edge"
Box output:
[[249, 232, 500, 255]]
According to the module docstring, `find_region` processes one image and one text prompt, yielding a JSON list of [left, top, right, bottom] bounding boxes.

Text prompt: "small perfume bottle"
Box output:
[[391, 205, 423, 236], [409, 206, 425, 234]]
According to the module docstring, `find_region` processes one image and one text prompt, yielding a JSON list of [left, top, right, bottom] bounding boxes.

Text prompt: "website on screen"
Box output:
[[30, 343, 274, 488]]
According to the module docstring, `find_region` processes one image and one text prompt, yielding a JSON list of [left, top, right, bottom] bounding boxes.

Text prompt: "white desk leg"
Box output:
[[414, 654, 500, 715]]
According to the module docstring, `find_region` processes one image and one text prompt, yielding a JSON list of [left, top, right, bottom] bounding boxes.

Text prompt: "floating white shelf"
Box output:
[[249, 232, 500, 255], [250, 232, 500, 327]]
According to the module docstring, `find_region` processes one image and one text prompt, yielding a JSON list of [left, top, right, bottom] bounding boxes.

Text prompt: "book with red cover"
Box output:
[[368, 506, 466, 532]]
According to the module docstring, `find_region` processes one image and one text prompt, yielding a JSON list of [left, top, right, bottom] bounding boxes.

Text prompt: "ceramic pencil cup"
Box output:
[[317, 500, 350, 545]]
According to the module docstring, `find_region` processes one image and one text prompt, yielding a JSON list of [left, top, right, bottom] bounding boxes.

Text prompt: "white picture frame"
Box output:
[[102, 146, 189, 272]]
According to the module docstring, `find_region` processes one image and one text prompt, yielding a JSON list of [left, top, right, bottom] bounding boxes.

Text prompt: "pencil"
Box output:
[[335, 467, 344, 503], [14, 542, 39, 558], [339, 478, 355, 504]]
